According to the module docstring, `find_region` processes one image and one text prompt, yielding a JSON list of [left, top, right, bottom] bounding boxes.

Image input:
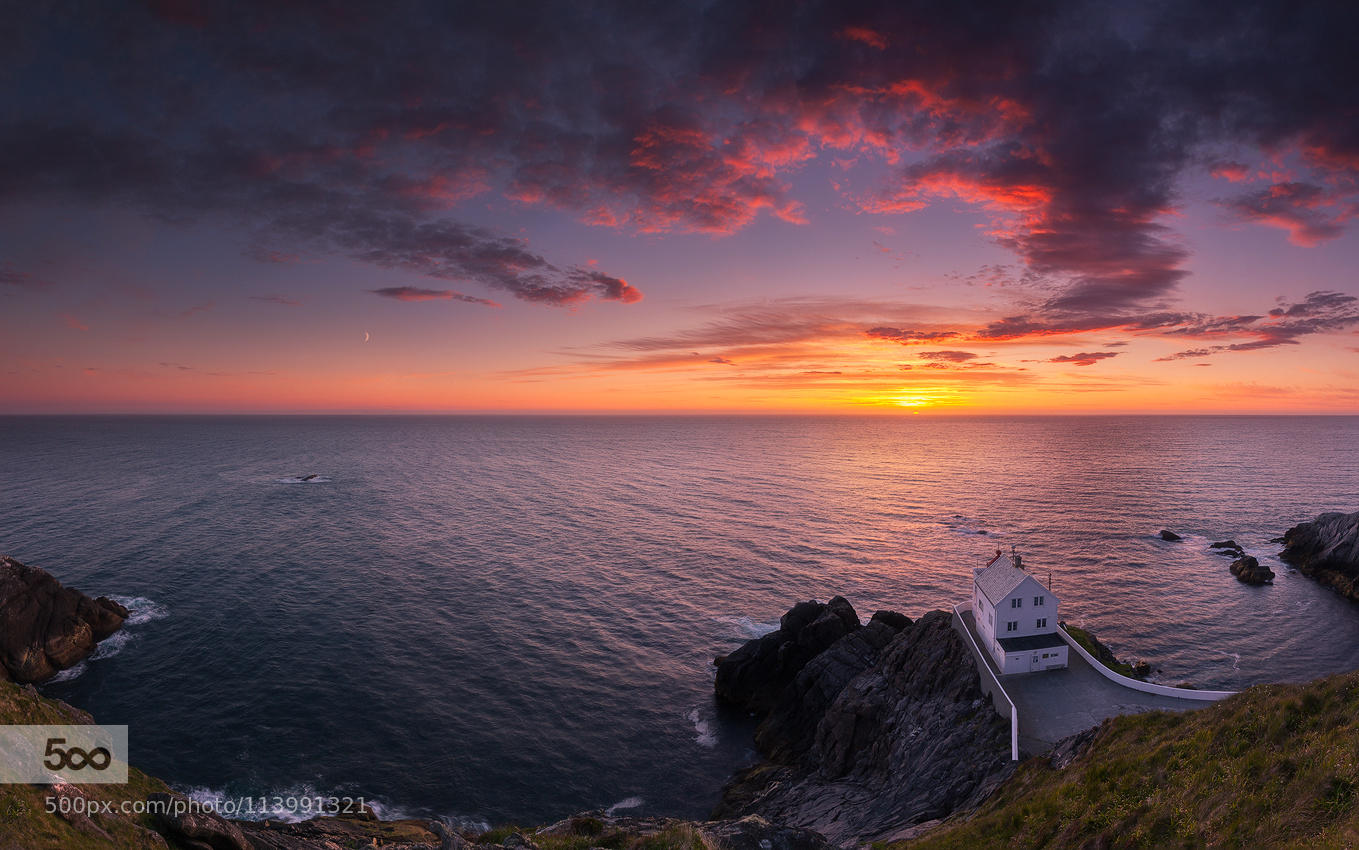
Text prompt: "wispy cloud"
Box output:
[[1049, 352, 1120, 366], [249, 294, 301, 307], [369, 286, 501, 307], [0, 268, 53, 291]]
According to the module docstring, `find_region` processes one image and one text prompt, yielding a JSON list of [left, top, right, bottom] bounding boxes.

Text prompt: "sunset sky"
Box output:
[[2, 1, 1358, 413]]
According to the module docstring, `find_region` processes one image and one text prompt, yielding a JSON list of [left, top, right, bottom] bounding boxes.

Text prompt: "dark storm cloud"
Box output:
[[1218, 182, 1353, 246], [3, 0, 1359, 320]]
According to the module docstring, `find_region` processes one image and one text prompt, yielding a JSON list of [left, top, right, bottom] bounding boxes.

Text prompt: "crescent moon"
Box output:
[[364, 331, 370, 342]]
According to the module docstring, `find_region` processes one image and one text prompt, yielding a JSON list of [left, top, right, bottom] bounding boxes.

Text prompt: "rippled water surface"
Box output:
[[2, 415, 1357, 823]]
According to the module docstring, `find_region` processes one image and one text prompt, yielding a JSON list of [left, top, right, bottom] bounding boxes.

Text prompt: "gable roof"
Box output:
[[975, 553, 1047, 605]]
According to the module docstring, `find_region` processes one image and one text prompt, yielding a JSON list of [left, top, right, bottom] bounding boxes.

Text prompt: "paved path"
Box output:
[[960, 610, 1216, 755]]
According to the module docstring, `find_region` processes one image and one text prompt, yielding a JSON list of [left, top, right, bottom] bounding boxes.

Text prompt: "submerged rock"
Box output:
[[713, 606, 1012, 845], [1280, 511, 1359, 600], [1210, 540, 1244, 556], [0, 554, 128, 683], [1159, 529, 1183, 541], [1230, 555, 1275, 585]]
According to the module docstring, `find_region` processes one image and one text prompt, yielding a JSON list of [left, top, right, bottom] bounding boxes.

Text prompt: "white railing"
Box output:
[[1057, 625, 1236, 701], [952, 602, 1020, 761]]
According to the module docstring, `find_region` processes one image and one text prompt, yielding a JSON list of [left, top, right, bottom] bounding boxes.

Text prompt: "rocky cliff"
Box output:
[[713, 599, 1014, 845], [0, 554, 128, 683], [1279, 511, 1359, 600]]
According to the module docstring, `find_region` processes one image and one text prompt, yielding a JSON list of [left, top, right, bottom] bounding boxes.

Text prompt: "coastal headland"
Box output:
[[4, 508, 1359, 848]]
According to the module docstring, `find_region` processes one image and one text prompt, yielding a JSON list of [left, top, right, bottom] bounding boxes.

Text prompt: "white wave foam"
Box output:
[[444, 814, 493, 833], [49, 662, 88, 683], [109, 596, 170, 626], [45, 596, 164, 683], [688, 708, 717, 749], [183, 784, 455, 825], [91, 630, 133, 660], [184, 783, 339, 823], [605, 796, 644, 816], [716, 615, 779, 639]]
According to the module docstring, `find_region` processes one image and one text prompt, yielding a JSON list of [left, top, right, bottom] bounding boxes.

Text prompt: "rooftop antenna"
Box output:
[[1011, 543, 1023, 570]]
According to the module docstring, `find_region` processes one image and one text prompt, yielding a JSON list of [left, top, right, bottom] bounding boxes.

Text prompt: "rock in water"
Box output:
[[1229, 555, 1275, 585], [1280, 511, 1359, 599], [713, 608, 1013, 845], [0, 554, 128, 683], [1160, 529, 1183, 541]]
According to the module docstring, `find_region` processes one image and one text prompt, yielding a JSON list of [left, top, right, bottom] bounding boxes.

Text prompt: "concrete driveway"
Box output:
[[960, 610, 1214, 755]]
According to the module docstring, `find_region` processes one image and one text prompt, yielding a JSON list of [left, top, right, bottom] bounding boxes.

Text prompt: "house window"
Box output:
[[1011, 598, 1022, 608], [1035, 595, 1045, 606], [988, 612, 993, 626], [1006, 621, 1018, 632], [1036, 618, 1047, 628]]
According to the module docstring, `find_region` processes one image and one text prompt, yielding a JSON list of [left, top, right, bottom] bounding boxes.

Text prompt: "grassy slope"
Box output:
[[904, 671, 1359, 849], [0, 678, 172, 850]]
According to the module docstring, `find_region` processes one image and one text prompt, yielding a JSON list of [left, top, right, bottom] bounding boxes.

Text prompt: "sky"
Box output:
[[2, 0, 1358, 414]]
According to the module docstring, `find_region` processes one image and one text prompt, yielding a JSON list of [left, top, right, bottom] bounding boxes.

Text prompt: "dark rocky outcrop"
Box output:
[[237, 812, 442, 850], [1210, 540, 1245, 557], [0, 554, 128, 683], [1229, 555, 1275, 585], [148, 792, 252, 850], [713, 605, 1013, 845], [714, 596, 861, 714], [1159, 530, 1182, 541], [1048, 725, 1099, 770], [1280, 511, 1359, 600]]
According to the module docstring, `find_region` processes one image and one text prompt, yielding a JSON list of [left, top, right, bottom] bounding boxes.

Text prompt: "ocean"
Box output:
[[2, 415, 1357, 825]]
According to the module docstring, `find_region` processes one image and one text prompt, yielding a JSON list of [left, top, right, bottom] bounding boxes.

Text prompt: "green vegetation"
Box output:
[[1062, 624, 1141, 678], [904, 670, 1359, 849], [0, 678, 172, 849]]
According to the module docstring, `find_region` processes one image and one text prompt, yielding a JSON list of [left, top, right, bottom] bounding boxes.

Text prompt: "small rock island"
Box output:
[[1280, 511, 1359, 599]]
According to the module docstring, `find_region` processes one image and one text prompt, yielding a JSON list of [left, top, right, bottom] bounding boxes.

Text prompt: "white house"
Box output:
[[971, 549, 1068, 674]]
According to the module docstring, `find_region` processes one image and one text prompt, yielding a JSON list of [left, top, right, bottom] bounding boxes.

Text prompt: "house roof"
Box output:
[[998, 632, 1067, 651], [974, 553, 1040, 605]]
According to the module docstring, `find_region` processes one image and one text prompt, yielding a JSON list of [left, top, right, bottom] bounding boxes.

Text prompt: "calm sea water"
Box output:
[[2, 415, 1358, 824]]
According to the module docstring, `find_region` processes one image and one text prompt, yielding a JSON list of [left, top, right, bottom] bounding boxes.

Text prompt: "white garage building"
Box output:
[[972, 549, 1068, 675]]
